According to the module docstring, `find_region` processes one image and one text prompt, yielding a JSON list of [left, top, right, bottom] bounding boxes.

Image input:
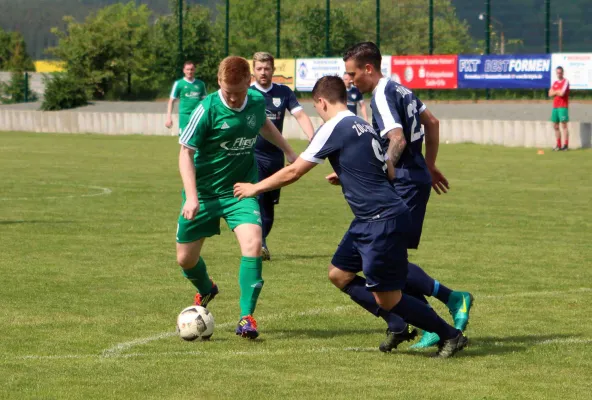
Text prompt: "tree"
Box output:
[[49, 2, 154, 99], [0, 27, 35, 71], [150, 3, 223, 93], [0, 71, 38, 104]]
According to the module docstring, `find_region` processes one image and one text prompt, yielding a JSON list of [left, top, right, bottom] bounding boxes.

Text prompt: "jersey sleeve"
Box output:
[[170, 81, 181, 99], [560, 79, 570, 96], [300, 122, 340, 164], [179, 102, 209, 150], [415, 95, 427, 114], [373, 84, 403, 137], [286, 87, 303, 115]]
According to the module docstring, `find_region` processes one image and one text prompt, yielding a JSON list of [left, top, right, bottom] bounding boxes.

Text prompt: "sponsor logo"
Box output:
[[272, 97, 282, 107], [298, 62, 308, 79], [246, 114, 257, 129], [351, 93, 357, 100], [185, 91, 201, 98], [220, 137, 257, 151], [221, 121, 230, 130]]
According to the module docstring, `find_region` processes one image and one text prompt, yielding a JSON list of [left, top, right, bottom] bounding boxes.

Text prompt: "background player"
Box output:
[[343, 42, 473, 348], [166, 61, 207, 136], [251, 52, 315, 261], [548, 66, 570, 151], [177, 56, 297, 339], [343, 72, 368, 121], [234, 76, 467, 358]]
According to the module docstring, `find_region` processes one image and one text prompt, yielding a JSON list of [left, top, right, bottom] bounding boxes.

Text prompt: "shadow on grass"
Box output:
[[0, 220, 75, 225]]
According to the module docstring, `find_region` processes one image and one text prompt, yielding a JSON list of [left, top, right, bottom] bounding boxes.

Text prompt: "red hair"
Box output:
[[218, 56, 251, 85]]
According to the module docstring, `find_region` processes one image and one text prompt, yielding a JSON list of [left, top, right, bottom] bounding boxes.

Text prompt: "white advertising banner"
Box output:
[[295, 56, 392, 91], [551, 53, 592, 90]]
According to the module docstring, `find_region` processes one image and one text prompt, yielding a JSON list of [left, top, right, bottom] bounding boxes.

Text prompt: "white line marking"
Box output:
[[101, 305, 355, 358], [9, 337, 592, 362], [481, 287, 592, 299], [0, 185, 112, 201]]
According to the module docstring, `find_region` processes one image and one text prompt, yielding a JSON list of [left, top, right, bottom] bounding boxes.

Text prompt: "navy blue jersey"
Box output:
[[346, 86, 363, 115], [251, 83, 302, 159], [371, 77, 431, 184], [300, 110, 408, 221]]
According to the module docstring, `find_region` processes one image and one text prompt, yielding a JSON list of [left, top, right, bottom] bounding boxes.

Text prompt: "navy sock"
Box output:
[[342, 276, 407, 333], [258, 195, 274, 243], [391, 294, 459, 340], [407, 262, 452, 305]]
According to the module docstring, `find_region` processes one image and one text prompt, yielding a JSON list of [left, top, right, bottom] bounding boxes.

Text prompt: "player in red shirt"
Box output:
[[548, 66, 570, 151]]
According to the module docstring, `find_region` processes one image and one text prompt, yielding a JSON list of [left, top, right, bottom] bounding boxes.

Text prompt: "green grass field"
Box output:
[[1, 132, 591, 399]]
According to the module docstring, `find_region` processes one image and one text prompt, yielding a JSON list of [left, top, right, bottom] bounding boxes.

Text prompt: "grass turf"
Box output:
[[1, 132, 591, 399]]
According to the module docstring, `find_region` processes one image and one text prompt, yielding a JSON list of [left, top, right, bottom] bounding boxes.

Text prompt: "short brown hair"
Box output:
[[218, 56, 251, 85], [184, 60, 195, 67], [312, 76, 347, 105], [253, 52, 275, 68], [343, 42, 382, 71]]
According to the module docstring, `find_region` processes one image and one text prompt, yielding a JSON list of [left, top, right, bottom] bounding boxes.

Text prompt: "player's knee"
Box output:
[[242, 234, 262, 257], [374, 290, 403, 311], [328, 265, 353, 289], [176, 251, 199, 269]]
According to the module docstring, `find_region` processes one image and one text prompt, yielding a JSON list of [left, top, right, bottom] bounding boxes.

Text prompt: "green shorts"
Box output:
[[179, 113, 191, 136], [551, 108, 569, 123], [176, 195, 261, 243]]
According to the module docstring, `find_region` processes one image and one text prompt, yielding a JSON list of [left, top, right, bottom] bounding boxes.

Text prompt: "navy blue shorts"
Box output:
[[331, 214, 411, 292], [256, 155, 284, 204], [395, 182, 431, 249]]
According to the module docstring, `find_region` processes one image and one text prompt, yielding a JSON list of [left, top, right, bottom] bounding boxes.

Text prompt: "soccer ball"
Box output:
[[176, 305, 215, 341]]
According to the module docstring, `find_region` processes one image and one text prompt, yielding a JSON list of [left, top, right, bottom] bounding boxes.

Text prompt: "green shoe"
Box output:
[[410, 330, 441, 349], [447, 292, 474, 331]]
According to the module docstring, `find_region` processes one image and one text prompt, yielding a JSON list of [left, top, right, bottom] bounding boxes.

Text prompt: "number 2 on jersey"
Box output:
[[407, 100, 424, 142]]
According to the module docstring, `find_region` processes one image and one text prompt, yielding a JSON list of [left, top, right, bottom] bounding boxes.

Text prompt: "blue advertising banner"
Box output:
[[458, 55, 552, 89]]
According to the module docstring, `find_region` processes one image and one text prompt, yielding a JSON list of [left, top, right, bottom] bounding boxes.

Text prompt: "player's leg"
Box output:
[[257, 157, 282, 260], [560, 119, 569, 150], [360, 217, 467, 357], [225, 197, 264, 339], [552, 109, 562, 150], [176, 199, 222, 307]]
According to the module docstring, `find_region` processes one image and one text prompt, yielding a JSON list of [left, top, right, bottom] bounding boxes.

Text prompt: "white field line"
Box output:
[[0, 186, 112, 201], [481, 287, 592, 299], [8, 337, 592, 362], [100, 305, 355, 358]]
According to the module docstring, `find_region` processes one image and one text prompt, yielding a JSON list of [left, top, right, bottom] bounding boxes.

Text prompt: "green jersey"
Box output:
[[179, 89, 268, 200], [170, 78, 207, 115]]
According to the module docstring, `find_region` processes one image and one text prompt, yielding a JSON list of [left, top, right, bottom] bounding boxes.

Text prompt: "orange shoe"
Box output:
[[193, 282, 219, 308]]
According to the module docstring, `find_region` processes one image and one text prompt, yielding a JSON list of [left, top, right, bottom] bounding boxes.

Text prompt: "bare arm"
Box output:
[[385, 128, 407, 166], [179, 145, 199, 219], [260, 119, 298, 163], [359, 100, 368, 121], [420, 109, 449, 194], [421, 108, 440, 168], [234, 157, 317, 199], [292, 110, 315, 141], [166, 98, 176, 128]]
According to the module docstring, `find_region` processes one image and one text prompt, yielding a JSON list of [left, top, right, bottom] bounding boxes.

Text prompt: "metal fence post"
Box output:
[[376, 0, 380, 50], [276, 0, 281, 58], [178, 0, 183, 75], [485, 0, 491, 100], [545, 0, 551, 53], [325, 0, 331, 57], [24, 72, 29, 103], [225, 0, 230, 57]]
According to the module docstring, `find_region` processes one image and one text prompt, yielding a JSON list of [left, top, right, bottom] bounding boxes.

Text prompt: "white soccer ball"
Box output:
[[176, 305, 215, 341]]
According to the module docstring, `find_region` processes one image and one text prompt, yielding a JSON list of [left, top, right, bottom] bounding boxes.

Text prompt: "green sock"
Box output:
[[181, 257, 213, 295], [239, 256, 264, 317]]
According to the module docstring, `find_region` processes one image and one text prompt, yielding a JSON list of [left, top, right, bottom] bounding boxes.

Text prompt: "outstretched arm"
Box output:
[[260, 119, 298, 163], [234, 157, 317, 199]]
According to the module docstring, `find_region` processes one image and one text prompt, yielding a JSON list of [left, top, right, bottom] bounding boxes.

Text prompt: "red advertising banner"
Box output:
[[390, 55, 458, 89]]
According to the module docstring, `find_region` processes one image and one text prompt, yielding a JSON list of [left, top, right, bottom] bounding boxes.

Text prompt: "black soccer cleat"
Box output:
[[561, 145, 569, 151], [379, 325, 418, 353], [434, 332, 468, 358]]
